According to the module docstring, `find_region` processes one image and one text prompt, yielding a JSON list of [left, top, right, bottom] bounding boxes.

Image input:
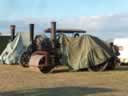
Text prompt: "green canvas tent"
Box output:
[[0, 32, 31, 64]]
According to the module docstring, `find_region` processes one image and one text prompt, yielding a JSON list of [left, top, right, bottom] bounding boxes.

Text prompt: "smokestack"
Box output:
[[51, 21, 56, 49], [29, 24, 34, 43], [10, 25, 16, 41]]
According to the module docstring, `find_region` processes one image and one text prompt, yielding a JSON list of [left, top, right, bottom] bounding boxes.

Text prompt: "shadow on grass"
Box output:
[[0, 86, 113, 96], [114, 65, 128, 71], [52, 68, 70, 73], [51, 65, 128, 73], [51, 66, 89, 74]]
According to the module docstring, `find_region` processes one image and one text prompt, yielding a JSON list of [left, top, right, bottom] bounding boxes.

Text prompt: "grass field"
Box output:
[[0, 64, 128, 96]]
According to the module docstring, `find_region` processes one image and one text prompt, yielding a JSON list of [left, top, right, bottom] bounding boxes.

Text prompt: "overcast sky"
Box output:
[[0, 0, 128, 40]]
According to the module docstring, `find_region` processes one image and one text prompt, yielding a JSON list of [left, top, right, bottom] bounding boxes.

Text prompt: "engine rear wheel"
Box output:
[[20, 52, 30, 67], [88, 61, 108, 72], [106, 57, 117, 70]]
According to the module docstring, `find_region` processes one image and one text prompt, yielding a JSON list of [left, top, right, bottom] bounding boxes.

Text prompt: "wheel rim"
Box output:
[[88, 61, 108, 72]]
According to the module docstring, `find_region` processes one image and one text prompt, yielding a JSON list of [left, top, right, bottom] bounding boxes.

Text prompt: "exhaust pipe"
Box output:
[[51, 22, 56, 49], [10, 25, 16, 41], [29, 24, 34, 43]]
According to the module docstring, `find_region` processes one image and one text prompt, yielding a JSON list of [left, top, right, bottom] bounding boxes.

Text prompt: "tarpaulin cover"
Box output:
[[59, 34, 114, 70], [0, 32, 31, 64]]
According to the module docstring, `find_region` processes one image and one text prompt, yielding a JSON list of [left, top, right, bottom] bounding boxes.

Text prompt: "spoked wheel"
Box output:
[[20, 52, 30, 67], [88, 60, 109, 72], [106, 57, 117, 70]]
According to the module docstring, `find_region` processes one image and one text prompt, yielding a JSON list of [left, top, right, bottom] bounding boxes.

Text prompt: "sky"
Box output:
[[0, 0, 128, 40]]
